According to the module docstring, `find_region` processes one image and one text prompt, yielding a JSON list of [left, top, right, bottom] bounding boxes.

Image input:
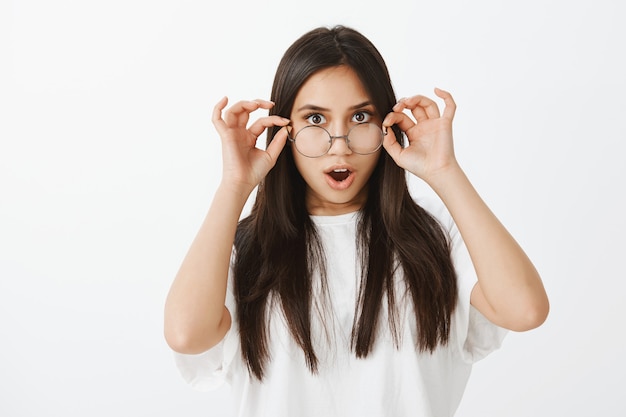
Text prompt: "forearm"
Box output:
[[164, 183, 253, 353], [426, 163, 549, 331]]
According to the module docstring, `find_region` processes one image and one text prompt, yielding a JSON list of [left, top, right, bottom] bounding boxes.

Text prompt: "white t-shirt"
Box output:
[[173, 195, 506, 417]]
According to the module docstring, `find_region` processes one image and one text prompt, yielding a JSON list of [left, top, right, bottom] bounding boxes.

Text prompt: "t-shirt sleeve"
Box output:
[[171, 255, 240, 391], [416, 193, 507, 364]]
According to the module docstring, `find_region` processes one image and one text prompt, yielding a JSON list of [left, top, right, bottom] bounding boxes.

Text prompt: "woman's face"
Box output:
[[289, 65, 382, 216]]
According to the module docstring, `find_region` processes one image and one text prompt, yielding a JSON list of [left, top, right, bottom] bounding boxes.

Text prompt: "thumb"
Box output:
[[382, 125, 403, 162], [266, 126, 289, 163]]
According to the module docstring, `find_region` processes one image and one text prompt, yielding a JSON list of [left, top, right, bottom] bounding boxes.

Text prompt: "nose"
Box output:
[[327, 134, 352, 155], [327, 123, 352, 155]]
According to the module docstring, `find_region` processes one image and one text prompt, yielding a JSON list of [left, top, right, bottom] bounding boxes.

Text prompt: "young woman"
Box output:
[[164, 25, 549, 416]]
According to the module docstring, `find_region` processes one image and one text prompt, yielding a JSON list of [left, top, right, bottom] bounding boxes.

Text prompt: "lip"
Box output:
[[324, 164, 355, 190], [324, 163, 354, 174]]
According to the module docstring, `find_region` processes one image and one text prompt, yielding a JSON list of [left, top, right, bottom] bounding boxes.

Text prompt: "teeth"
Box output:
[[333, 169, 348, 172]]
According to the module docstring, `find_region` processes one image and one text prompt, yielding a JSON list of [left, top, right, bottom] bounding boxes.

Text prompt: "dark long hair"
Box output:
[[233, 26, 457, 380]]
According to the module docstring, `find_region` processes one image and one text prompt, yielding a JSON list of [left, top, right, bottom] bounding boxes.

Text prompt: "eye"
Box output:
[[305, 113, 326, 125], [352, 111, 372, 123]]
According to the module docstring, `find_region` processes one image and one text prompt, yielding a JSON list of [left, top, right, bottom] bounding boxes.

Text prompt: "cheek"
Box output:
[[361, 154, 382, 176], [291, 149, 317, 179]]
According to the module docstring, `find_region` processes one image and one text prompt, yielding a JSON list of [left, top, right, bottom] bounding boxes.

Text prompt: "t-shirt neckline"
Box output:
[[310, 210, 359, 225]]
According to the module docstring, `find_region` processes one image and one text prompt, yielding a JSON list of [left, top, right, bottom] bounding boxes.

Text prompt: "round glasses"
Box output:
[[287, 123, 385, 158]]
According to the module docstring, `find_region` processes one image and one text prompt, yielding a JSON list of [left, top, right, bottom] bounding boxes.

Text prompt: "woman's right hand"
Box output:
[[212, 97, 290, 192]]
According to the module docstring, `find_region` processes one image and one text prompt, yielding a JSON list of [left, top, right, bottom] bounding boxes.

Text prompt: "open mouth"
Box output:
[[328, 168, 351, 182]]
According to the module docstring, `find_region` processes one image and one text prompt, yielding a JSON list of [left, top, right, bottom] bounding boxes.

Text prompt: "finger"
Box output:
[[224, 99, 275, 126], [227, 99, 274, 113], [266, 125, 289, 162], [434, 88, 457, 120], [223, 100, 258, 126], [248, 115, 290, 138], [394, 100, 429, 123], [211, 96, 229, 135], [395, 95, 440, 121], [383, 111, 415, 134], [381, 123, 403, 162], [240, 99, 275, 112]]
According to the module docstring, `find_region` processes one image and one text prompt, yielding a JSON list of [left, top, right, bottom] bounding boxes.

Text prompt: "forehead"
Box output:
[[293, 66, 371, 110]]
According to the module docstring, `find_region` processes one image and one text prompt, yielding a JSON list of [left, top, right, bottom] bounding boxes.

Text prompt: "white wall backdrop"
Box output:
[[2, 0, 624, 416]]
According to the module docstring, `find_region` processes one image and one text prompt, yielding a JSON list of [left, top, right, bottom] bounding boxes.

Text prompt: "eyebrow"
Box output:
[[295, 101, 374, 112]]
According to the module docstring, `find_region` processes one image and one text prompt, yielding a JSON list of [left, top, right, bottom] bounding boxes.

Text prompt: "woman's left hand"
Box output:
[[382, 88, 458, 183], [384, 89, 549, 331]]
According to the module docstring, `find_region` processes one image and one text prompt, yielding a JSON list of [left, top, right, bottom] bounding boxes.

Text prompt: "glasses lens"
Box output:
[[292, 123, 384, 157], [293, 126, 331, 158], [348, 123, 383, 154]]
